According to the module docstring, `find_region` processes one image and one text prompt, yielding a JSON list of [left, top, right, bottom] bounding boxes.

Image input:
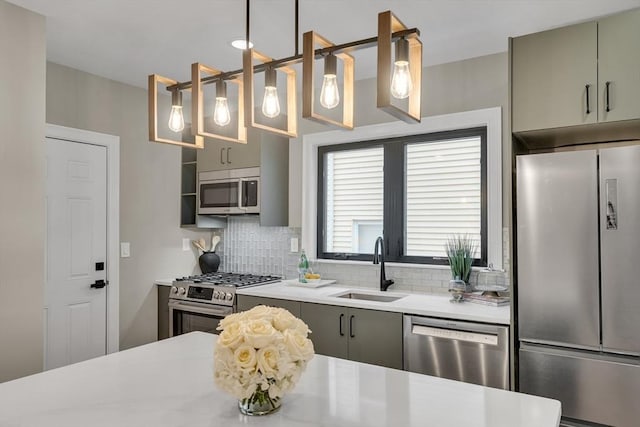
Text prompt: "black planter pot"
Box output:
[[199, 252, 220, 274]]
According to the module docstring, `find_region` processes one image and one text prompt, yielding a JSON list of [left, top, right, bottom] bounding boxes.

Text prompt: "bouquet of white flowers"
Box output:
[[214, 305, 314, 415]]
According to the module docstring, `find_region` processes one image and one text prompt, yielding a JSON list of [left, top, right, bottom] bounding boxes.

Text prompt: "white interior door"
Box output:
[[45, 138, 107, 370]]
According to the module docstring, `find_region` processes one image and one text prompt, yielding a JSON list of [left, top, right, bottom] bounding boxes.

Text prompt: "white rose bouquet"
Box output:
[[214, 305, 314, 415]]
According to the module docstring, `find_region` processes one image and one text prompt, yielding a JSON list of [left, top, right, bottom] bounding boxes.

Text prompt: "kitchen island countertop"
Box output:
[[0, 332, 559, 427]]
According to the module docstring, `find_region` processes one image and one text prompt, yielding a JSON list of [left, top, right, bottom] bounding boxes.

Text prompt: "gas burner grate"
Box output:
[[175, 272, 281, 288]]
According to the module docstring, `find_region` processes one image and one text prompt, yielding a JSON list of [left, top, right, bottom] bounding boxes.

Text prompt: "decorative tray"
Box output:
[[282, 279, 336, 288], [463, 292, 510, 307]]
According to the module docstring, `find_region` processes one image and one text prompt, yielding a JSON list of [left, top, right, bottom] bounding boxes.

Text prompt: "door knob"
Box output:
[[90, 279, 107, 289]]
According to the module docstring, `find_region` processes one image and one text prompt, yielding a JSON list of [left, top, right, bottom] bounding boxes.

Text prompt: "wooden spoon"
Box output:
[[192, 239, 205, 252], [211, 235, 221, 252]]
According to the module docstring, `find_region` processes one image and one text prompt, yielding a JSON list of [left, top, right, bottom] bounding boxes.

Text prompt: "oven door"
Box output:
[[168, 300, 233, 337], [198, 179, 242, 214]]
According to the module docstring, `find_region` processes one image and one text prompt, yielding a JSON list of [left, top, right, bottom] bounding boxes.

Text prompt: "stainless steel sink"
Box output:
[[335, 291, 405, 303]]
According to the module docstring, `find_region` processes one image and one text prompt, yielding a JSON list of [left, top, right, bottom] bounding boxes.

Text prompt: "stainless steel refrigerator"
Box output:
[[516, 147, 640, 427]]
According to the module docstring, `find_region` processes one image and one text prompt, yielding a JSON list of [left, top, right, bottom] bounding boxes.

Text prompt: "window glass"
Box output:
[[324, 147, 384, 254], [405, 136, 482, 257]]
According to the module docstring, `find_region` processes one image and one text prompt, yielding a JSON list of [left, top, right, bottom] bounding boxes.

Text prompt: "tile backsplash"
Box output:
[[216, 216, 301, 278], [217, 216, 510, 295]]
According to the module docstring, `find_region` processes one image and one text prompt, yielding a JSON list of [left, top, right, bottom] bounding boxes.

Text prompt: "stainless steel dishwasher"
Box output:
[[403, 315, 509, 389]]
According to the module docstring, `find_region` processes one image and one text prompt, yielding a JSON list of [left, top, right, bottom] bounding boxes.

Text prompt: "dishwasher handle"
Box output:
[[411, 324, 499, 346]]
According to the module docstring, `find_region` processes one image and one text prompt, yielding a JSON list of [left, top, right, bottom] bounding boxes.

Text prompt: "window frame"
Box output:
[[317, 128, 487, 266], [301, 107, 502, 271]]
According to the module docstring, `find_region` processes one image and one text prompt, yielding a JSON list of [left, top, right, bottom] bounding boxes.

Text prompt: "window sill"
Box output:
[[313, 258, 493, 272]]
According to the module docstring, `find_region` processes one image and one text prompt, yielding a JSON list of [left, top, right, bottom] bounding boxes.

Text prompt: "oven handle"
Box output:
[[168, 300, 233, 317]]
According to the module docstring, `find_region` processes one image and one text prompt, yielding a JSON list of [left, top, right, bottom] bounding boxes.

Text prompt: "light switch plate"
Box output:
[[182, 238, 191, 251], [290, 237, 298, 253], [120, 242, 130, 258]]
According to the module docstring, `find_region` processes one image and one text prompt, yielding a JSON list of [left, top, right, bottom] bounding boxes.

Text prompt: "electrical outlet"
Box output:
[[290, 237, 298, 253], [120, 242, 130, 258], [182, 238, 191, 251]]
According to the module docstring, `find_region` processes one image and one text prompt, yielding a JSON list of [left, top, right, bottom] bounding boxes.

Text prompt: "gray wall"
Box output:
[[293, 52, 510, 227], [46, 62, 210, 350], [289, 53, 511, 286], [0, 1, 46, 382]]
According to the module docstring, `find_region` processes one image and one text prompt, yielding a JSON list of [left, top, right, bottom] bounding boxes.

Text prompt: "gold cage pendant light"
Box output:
[[148, 0, 423, 149]]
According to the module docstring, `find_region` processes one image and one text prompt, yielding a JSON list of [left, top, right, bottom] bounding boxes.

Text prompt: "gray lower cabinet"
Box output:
[[236, 295, 301, 318], [300, 302, 403, 370], [157, 285, 170, 340], [300, 303, 348, 360]]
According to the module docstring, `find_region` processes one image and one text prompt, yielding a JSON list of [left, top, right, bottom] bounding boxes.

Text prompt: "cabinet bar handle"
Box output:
[[339, 313, 344, 336], [227, 147, 231, 164], [220, 148, 225, 165], [605, 81, 611, 112], [585, 84, 591, 114], [349, 315, 355, 338]]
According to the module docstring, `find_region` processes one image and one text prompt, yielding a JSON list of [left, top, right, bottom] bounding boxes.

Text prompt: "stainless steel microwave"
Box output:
[[198, 167, 260, 215]]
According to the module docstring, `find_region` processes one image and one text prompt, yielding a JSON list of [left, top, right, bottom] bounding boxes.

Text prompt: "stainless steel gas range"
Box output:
[[168, 272, 281, 337]]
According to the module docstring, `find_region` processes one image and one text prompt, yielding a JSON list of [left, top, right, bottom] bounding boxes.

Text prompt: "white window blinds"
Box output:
[[324, 147, 384, 254], [405, 136, 482, 257]]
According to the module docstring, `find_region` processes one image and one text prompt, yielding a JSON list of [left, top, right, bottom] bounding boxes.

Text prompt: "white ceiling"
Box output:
[[7, 0, 640, 89]]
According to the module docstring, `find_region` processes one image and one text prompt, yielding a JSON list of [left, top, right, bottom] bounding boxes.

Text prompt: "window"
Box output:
[[322, 146, 384, 255], [317, 127, 487, 265]]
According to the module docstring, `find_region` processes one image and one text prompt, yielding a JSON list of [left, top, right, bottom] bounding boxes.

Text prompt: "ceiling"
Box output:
[[7, 0, 640, 89]]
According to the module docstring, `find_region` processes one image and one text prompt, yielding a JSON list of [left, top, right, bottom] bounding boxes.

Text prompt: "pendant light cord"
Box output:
[[245, 0, 250, 47], [295, 0, 299, 55], [246, 0, 298, 54]]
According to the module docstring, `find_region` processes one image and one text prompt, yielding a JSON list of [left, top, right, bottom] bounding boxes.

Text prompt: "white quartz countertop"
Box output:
[[0, 332, 559, 427], [237, 282, 510, 325]]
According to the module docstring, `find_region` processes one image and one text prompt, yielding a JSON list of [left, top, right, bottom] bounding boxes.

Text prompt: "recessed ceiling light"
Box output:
[[231, 39, 254, 50]]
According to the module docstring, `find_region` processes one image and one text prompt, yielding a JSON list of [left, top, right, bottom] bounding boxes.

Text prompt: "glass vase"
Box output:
[[238, 389, 281, 416], [449, 278, 467, 303]]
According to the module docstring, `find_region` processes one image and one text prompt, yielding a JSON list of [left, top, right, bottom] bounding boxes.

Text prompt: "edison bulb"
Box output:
[[213, 97, 231, 126], [320, 74, 340, 109], [262, 86, 280, 118], [168, 105, 185, 132], [390, 61, 412, 99]]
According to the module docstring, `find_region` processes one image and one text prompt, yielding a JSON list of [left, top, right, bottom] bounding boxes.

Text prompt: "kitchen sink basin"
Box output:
[[334, 291, 405, 303]]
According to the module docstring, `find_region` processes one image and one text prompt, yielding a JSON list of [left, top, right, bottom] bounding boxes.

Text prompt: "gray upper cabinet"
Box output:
[[180, 128, 227, 229], [512, 8, 640, 134], [598, 9, 640, 123], [512, 21, 598, 133], [193, 128, 289, 227], [300, 302, 403, 370], [198, 132, 261, 172]]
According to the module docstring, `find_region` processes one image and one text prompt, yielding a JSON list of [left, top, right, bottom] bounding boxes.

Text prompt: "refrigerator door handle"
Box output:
[[605, 179, 618, 230]]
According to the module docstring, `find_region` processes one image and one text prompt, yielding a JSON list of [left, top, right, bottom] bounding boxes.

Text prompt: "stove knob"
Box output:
[[178, 287, 186, 295], [170, 286, 178, 294], [213, 290, 220, 299], [225, 293, 233, 301]]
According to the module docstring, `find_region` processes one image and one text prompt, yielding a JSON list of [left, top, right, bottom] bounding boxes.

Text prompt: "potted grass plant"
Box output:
[[445, 235, 477, 302]]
